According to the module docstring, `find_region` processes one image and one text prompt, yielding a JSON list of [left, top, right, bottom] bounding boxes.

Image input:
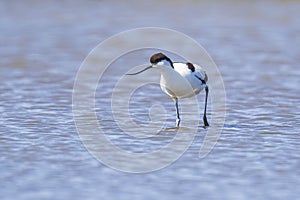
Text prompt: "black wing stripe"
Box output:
[[186, 63, 195, 72], [194, 75, 206, 84]]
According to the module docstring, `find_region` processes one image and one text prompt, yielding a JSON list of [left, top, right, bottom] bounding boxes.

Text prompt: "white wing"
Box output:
[[193, 64, 208, 83], [173, 62, 207, 83]]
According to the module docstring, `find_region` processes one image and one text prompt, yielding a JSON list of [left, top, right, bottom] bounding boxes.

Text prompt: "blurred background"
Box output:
[[1, 0, 300, 199]]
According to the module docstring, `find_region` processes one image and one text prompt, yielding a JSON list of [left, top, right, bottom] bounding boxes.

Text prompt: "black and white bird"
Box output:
[[127, 53, 209, 128]]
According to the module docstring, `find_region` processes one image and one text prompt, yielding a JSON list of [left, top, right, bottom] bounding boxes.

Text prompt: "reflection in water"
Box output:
[[1, 0, 300, 199]]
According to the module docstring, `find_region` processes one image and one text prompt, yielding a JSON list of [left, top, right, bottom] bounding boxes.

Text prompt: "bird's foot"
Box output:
[[203, 116, 209, 128], [175, 118, 181, 128], [202, 125, 209, 129]]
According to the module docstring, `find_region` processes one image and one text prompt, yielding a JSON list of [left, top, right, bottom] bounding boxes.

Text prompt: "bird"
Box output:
[[126, 52, 209, 128]]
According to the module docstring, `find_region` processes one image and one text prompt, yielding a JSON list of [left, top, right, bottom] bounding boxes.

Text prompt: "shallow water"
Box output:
[[1, 1, 300, 199]]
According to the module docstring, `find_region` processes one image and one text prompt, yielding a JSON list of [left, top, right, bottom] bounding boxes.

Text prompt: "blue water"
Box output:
[[1, 1, 300, 199]]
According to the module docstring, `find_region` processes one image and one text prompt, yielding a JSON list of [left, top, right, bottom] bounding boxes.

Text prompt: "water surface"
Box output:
[[1, 1, 300, 199]]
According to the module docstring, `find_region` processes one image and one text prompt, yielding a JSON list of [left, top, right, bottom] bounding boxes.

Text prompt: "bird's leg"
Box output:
[[174, 98, 181, 127], [203, 85, 209, 127]]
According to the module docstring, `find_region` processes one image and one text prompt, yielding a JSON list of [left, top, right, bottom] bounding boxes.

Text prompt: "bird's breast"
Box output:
[[159, 71, 202, 99]]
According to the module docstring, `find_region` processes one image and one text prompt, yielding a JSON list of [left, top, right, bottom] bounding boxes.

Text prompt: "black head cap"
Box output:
[[150, 53, 173, 67]]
